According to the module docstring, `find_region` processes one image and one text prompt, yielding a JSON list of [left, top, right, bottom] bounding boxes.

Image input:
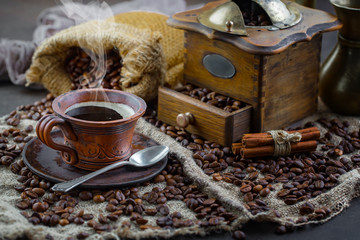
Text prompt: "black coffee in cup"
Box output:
[[65, 101, 135, 122], [66, 106, 123, 121]]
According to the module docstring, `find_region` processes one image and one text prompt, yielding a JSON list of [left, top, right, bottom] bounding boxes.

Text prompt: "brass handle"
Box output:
[[176, 112, 194, 128]]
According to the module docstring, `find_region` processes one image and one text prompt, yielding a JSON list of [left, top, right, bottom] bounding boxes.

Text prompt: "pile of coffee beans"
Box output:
[[3, 98, 238, 238], [65, 47, 124, 90], [1, 129, 31, 169], [242, 11, 271, 26], [179, 84, 246, 113], [315, 119, 360, 156], [144, 109, 360, 222], [5, 93, 54, 125], [3, 91, 360, 238]]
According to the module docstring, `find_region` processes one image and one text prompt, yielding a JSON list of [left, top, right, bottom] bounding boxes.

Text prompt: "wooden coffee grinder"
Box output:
[[158, 0, 341, 146]]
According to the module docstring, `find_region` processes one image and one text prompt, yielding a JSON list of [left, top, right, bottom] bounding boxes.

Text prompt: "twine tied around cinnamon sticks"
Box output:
[[267, 130, 302, 156], [232, 127, 320, 159]]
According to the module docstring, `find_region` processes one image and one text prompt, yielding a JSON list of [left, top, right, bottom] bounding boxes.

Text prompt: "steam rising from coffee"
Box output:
[[58, 0, 114, 101]]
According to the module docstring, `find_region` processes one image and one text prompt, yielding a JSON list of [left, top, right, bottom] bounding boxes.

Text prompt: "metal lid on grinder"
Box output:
[[198, 0, 302, 35]]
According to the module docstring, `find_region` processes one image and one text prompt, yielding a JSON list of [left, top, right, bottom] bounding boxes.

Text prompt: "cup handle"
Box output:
[[36, 114, 78, 166]]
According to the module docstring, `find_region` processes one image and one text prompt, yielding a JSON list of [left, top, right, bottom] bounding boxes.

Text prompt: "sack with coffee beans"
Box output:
[[26, 12, 184, 101]]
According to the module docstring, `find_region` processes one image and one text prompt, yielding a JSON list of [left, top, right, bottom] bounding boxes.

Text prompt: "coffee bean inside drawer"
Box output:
[[158, 85, 252, 146]]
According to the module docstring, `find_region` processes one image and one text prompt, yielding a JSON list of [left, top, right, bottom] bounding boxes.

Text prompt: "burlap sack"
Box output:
[[26, 12, 185, 101], [112, 12, 184, 89]]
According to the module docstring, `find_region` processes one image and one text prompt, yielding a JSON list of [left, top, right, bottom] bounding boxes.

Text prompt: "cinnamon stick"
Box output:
[[242, 127, 319, 139], [231, 127, 320, 158], [239, 141, 317, 159], [242, 130, 320, 148]]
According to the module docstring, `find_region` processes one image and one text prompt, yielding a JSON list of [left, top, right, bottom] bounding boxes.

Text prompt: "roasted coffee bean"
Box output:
[[76, 232, 89, 239], [29, 179, 39, 187], [106, 204, 116, 212], [136, 218, 148, 225], [130, 212, 141, 221], [157, 204, 170, 216], [352, 155, 360, 163], [16, 200, 30, 210], [32, 188, 45, 197], [32, 202, 49, 212], [82, 213, 94, 221], [24, 125, 34, 133], [145, 208, 157, 216], [171, 211, 182, 219], [259, 188, 270, 197], [107, 214, 119, 222], [9, 160, 21, 173], [203, 198, 216, 206], [98, 214, 108, 224], [94, 224, 112, 232], [29, 216, 41, 225], [59, 219, 70, 226], [145, 191, 158, 203], [76, 209, 84, 218], [50, 214, 60, 226], [87, 220, 96, 228], [277, 189, 290, 198], [185, 198, 198, 210], [157, 196, 167, 204], [284, 197, 297, 205], [125, 204, 134, 215], [244, 192, 253, 202], [14, 184, 26, 192], [212, 173, 223, 181], [93, 195, 105, 203], [275, 225, 287, 234], [314, 180, 325, 189], [1, 155, 13, 165], [74, 217, 84, 225], [156, 216, 173, 227], [115, 190, 125, 201], [240, 184, 252, 193], [153, 175, 165, 183], [299, 202, 315, 215], [253, 185, 263, 193], [233, 230, 246, 240]]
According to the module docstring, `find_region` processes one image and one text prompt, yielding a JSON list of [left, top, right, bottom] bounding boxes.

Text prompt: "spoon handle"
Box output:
[[51, 161, 130, 192]]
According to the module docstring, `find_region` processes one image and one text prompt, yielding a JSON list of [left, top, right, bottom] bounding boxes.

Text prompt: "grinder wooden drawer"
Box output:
[[158, 86, 252, 146]]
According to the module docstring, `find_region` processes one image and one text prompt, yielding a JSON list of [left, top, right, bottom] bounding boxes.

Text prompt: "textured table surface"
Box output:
[[2, 1, 359, 240]]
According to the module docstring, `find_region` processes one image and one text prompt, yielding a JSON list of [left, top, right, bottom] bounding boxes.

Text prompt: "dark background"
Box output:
[[1, 1, 358, 240]]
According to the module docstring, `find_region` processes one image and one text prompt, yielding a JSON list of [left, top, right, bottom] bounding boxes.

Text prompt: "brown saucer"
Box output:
[[22, 131, 167, 189]]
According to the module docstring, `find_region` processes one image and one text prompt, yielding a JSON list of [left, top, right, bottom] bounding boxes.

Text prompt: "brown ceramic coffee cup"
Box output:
[[36, 89, 146, 171]]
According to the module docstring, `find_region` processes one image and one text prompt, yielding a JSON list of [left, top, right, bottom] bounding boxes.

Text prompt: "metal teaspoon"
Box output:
[[51, 145, 169, 192]]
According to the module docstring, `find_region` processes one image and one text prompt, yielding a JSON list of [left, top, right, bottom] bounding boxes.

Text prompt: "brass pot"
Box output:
[[319, 0, 360, 115]]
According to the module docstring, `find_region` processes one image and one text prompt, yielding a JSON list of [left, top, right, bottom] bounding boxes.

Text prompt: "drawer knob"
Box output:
[[176, 112, 194, 128]]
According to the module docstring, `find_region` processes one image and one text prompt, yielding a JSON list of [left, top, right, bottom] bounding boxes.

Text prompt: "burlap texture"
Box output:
[[0, 104, 359, 239], [26, 19, 166, 101], [112, 12, 184, 89], [25, 12, 185, 100]]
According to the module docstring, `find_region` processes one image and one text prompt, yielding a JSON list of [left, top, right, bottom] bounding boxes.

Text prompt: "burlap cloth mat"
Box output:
[[0, 102, 359, 240]]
